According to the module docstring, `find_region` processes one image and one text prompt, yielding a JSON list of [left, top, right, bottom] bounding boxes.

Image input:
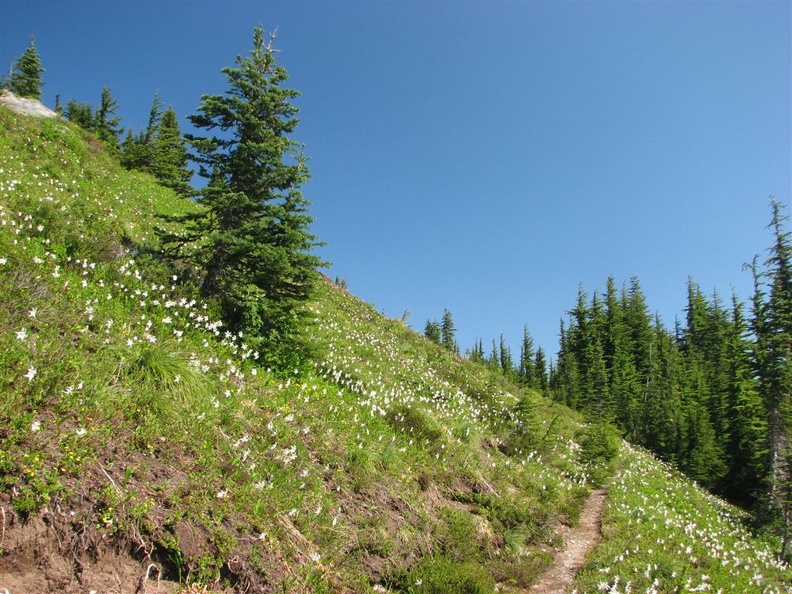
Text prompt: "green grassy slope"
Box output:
[[0, 105, 789, 593], [574, 444, 791, 594]]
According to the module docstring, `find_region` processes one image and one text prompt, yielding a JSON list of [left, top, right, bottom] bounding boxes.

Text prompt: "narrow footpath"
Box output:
[[528, 488, 607, 594]]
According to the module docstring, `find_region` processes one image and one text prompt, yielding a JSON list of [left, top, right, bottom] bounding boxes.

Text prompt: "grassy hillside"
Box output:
[[0, 105, 790, 593]]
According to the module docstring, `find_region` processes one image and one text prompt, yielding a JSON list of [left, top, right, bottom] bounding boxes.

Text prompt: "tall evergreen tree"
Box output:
[[424, 320, 441, 345], [754, 197, 792, 552], [469, 338, 486, 363], [641, 317, 685, 464], [121, 95, 192, 197], [122, 93, 164, 171], [552, 318, 580, 408], [94, 87, 122, 151], [534, 346, 548, 393], [722, 292, 768, 505], [519, 324, 535, 386], [3, 36, 44, 100], [441, 309, 458, 354], [499, 333, 514, 377], [65, 99, 94, 130], [150, 107, 192, 196], [488, 339, 501, 372], [164, 26, 324, 352]]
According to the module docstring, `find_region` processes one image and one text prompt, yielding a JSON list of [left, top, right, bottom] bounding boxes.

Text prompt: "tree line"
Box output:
[[550, 199, 791, 557], [423, 310, 549, 393]]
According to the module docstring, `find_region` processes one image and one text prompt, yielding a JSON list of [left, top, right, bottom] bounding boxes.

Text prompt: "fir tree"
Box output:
[[519, 325, 535, 386], [754, 197, 792, 547], [488, 339, 501, 372], [94, 87, 122, 151], [469, 338, 486, 363], [121, 95, 192, 196], [3, 36, 44, 100], [165, 26, 324, 354], [122, 93, 163, 171], [441, 309, 458, 354], [722, 292, 768, 505], [424, 320, 441, 344], [534, 347, 548, 393], [64, 99, 94, 130], [150, 107, 192, 196], [499, 333, 514, 377]]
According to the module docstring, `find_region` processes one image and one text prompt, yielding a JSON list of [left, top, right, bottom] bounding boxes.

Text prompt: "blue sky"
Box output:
[[2, 1, 790, 361]]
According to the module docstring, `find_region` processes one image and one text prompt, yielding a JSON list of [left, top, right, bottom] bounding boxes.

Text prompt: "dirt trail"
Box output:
[[528, 488, 607, 594]]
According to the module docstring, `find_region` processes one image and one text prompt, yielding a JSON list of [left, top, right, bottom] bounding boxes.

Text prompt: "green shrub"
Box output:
[[438, 507, 482, 562], [386, 403, 444, 444], [578, 422, 620, 465], [396, 555, 495, 594]]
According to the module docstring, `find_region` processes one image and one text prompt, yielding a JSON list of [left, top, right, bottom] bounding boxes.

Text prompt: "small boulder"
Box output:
[[0, 90, 57, 119]]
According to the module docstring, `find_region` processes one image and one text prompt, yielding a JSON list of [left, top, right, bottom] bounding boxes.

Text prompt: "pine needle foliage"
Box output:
[[2, 35, 44, 100], [165, 26, 324, 360]]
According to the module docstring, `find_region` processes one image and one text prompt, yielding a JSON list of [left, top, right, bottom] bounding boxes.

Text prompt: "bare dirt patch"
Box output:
[[527, 488, 607, 594]]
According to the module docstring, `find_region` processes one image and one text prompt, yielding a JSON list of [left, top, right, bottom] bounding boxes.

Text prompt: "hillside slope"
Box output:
[[0, 105, 790, 593]]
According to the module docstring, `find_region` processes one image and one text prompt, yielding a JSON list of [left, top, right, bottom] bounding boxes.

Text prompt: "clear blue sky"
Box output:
[[2, 1, 790, 362]]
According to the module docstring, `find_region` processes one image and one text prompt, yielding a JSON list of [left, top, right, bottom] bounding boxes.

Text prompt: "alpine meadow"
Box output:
[[1, 24, 791, 594]]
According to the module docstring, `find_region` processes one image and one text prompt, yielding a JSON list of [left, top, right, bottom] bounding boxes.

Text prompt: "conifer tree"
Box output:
[[64, 99, 94, 130], [94, 87, 122, 151], [121, 95, 192, 196], [150, 107, 192, 196], [753, 198, 792, 541], [469, 338, 486, 363], [122, 93, 163, 171], [722, 292, 768, 505], [641, 317, 685, 463], [144, 92, 164, 144], [166, 26, 324, 352], [424, 320, 441, 344], [534, 347, 548, 393], [441, 309, 458, 354], [552, 318, 579, 407], [488, 339, 501, 372], [3, 36, 44, 100], [519, 325, 535, 386], [499, 333, 514, 377]]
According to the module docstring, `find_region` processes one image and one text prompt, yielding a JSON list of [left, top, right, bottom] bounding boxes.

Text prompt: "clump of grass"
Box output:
[[391, 555, 496, 594], [386, 403, 444, 445]]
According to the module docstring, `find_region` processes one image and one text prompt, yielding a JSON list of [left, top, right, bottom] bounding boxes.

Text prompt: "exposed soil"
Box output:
[[527, 488, 607, 594]]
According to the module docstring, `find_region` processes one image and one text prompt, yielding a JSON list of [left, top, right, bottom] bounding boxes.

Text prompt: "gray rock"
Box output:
[[0, 90, 57, 119]]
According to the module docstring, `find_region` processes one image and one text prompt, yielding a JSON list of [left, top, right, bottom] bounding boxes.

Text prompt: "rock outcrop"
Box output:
[[0, 90, 57, 119]]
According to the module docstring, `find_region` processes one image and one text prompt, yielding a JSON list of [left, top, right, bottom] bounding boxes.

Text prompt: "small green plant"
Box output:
[[438, 507, 482, 563], [397, 555, 495, 594], [386, 403, 444, 444], [577, 421, 620, 485], [156, 533, 186, 582]]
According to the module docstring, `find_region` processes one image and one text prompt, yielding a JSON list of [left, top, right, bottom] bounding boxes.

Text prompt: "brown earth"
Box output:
[[526, 488, 607, 594]]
